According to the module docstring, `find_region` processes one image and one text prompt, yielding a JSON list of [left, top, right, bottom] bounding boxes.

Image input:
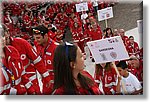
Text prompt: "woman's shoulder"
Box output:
[[81, 70, 94, 80]]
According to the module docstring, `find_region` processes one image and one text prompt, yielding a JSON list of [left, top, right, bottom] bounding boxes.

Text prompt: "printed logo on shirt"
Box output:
[[20, 54, 26, 60], [108, 76, 112, 81], [126, 84, 132, 86], [47, 60, 51, 64]]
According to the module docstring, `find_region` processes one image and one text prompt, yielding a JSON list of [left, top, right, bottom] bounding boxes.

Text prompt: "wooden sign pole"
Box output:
[[112, 62, 127, 94], [105, 19, 108, 28]]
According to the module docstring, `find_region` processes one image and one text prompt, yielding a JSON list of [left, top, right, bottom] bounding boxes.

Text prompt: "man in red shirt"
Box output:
[[129, 55, 143, 86], [118, 29, 129, 48], [91, 23, 102, 40], [126, 36, 140, 59], [33, 25, 58, 94], [0, 26, 36, 94], [2, 24, 51, 94]]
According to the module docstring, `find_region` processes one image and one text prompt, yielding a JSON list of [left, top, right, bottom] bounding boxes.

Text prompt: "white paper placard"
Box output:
[[87, 36, 129, 64], [75, 2, 88, 12], [97, 7, 113, 21]]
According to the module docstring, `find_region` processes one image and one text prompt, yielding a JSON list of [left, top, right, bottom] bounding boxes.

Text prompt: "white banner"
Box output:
[[75, 2, 89, 12], [87, 36, 129, 64], [97, 7, 113, 21]]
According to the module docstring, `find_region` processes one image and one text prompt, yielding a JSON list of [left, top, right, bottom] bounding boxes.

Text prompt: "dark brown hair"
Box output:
[[53, 42, 94, 94]]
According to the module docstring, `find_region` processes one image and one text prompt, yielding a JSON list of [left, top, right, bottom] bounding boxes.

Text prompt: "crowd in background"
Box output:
[[0, 0, 143, 95]]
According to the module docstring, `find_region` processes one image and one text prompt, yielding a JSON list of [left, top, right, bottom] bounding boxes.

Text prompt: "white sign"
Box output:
[[76, 2, 88, 12], [97, 7, 113, 21], [87, 36, 129, 64]]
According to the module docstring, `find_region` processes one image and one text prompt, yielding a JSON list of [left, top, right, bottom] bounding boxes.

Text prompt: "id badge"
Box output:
[[10, 87, 17, 95]]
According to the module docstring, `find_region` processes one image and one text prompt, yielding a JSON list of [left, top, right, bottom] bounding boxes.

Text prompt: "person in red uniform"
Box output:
[[90, 23, 102, 41], [0, 29, 36, 94], [71, 22, 85, 54], [69, 16, 82, 32], [32, 13, 39, 27], [126, 36, 140, 59], [0, 46, 26, 95], [32, 25, 58, 94], [54, 9, 68, 30], [46, 5, 55, 20], [2, 24, 51, 94], [118, 29, 129, 48], [22, 10, 32, 32], [3, 11, 14, 36], [139, 47, 143, 60], [83, 23, 93, 44], [127, 59, 138, 77], [11, 3, 21, 16], [129, 55, 143, 86], [55, 28, 64, 43], [87, 23, 102, 62], [52, 42, 102, 95], [94, 62, 117, 95]]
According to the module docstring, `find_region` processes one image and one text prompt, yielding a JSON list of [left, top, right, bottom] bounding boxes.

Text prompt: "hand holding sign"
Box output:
[[87, 36, 129, 94]]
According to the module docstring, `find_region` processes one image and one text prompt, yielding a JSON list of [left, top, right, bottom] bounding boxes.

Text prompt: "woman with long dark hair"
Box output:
[[52, 42, 101, 95], [103, 27, 114, 39]]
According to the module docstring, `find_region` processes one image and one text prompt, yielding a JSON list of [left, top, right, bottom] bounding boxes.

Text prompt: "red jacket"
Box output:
[[72, 27, 84, 43], [84, 28, 93, 43], [34, 38, 57, 94], [46, 6, 55, 19], [139, 48, 143, 60], [121, 36, 129, 48], [126, 42, 140, 58], [91, 26, 102, 41], [34, 38, 57, 72], [48, 31, 57, 41], [9, 37, 51, 92], [136, 61, 143, 83], [94, 68, 117, 95], [23, 15, 31, 28], [0, 46, 33, 94], [128, 60, 143, 84]]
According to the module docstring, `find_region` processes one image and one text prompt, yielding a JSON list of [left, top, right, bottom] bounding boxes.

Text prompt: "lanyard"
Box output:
[[44, 39, 52, 54], [0, 62, 15, 86], [39, 39, 52, 57], [39, 39, 52, 66]]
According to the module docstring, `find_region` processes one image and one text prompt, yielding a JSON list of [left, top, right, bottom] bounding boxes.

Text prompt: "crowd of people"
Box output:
[[0, 0, 143, 95]]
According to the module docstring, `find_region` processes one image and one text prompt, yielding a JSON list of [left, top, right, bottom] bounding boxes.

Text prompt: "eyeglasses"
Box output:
[[65, 42, 74, 58], [33, 29, 43, 34]]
